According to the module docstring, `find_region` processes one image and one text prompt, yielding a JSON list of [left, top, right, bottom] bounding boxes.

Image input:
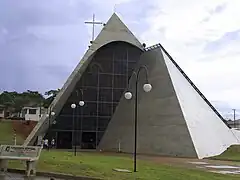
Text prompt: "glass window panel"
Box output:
[[114, 61, 127, 74], [73, 131, 81, 145], [95, 47, 113, 61], [113, 89, 124, 102], [101, 60, 113, 73], [60, 102, 75, 115], [74, 116, 83, 130], [98, 117, 110, 131], [90, 64, 102, 73], [83, 73, 98, 87], [76, 106, 84, 117], [83, 88, 97, 101], [114, 75, 127, 88], [54, 115, 73, 130], [82, 117, 96, 131], [28, 109, 37, 114], [99, 102, 112, 116], [128, 48, 141, 62], [82, 102, 97, 116], [99, 74, 112, 87], [68, 90, 85, 102], [99, 89, 112, 102], [114, 48, 128, 61]]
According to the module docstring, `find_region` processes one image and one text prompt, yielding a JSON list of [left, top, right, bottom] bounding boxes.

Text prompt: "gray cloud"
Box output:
[[211, 100, 240, 119], [0, 0, 151, 93], [203, 29, 240, 53], [210, 3, 227, 15], [0, 0, 94, 93], [0, 0, 90, 28], [201, 3, 227, 23]]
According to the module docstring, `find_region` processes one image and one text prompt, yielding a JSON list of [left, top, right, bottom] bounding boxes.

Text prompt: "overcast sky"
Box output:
[[0, 0, 239, 118]]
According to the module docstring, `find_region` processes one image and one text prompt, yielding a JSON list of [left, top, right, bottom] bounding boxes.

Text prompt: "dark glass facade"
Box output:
[[48, 41, 142, 149]]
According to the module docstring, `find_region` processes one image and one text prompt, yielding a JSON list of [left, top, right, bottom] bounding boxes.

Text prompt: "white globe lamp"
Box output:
[[124, 92, 132, 100], [51, 111, 55, 116], [143, 83, 152, 92], [71, 103, 76, 109], [46, 114, 49, 117], [79, 101, 85, 107]]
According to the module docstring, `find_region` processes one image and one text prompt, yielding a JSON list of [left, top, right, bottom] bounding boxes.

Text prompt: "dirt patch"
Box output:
[[138, 154, 240, 172], [138, 155, 198, 168], [12, 120, 37, 139]]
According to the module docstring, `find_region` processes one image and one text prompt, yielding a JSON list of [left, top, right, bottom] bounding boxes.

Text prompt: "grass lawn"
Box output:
[[210, 145, 240, 162], [8, 150, 240, 180], [0, 120, 24, 145]]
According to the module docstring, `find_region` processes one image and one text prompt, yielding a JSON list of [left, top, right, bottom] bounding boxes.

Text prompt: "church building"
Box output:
[[24, 13, 240, 159]]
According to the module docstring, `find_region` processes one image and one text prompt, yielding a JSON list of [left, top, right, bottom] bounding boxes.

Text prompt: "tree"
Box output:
[[44, 89, 60, 98], [43, 89, 60, 108], [0, 89, 60, 114], [0, 90, 45, 114]]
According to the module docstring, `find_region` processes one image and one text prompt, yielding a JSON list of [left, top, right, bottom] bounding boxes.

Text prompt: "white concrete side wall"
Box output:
[[24, 108, 41, 121], [162, 50, 240, 159]]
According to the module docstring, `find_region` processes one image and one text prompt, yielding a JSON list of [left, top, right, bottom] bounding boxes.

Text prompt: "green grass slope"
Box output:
[[0, 120, 24, 145], [211, 145, 240, 162]]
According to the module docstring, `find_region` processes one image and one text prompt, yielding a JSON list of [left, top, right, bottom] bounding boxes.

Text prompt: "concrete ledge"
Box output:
[[8, 169, 102, 180]]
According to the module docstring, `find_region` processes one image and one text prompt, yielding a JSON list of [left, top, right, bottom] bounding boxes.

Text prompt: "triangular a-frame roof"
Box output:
[[93, 13, 143, 49], [24, 13, 144, 146]]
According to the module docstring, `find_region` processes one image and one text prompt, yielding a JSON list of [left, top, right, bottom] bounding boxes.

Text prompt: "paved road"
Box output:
[[0, 172, 62, 180]]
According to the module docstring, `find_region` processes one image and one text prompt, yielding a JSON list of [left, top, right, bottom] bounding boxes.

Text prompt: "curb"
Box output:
[[8, 169, 102, 180]]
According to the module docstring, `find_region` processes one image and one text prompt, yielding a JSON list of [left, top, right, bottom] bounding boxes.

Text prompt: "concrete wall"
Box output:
[[99, 47, 197, 157], [23, 107, 46, 121]]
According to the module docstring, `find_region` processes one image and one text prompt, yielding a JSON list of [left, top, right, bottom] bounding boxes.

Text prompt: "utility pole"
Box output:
[[233, 109, 236, 128]]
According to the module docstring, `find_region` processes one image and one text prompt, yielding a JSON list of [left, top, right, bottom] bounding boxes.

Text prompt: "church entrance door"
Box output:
[[81, 132, 96, 149], [56, 131, 72, 149]]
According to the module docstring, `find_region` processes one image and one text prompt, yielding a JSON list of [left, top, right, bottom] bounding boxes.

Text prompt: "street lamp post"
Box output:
[[71, 103, 76, 155], [46, 106, 55, 137], [124, 65, 152, 172], [90, 63, 102, 149], [71, 89, 85, 156]]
